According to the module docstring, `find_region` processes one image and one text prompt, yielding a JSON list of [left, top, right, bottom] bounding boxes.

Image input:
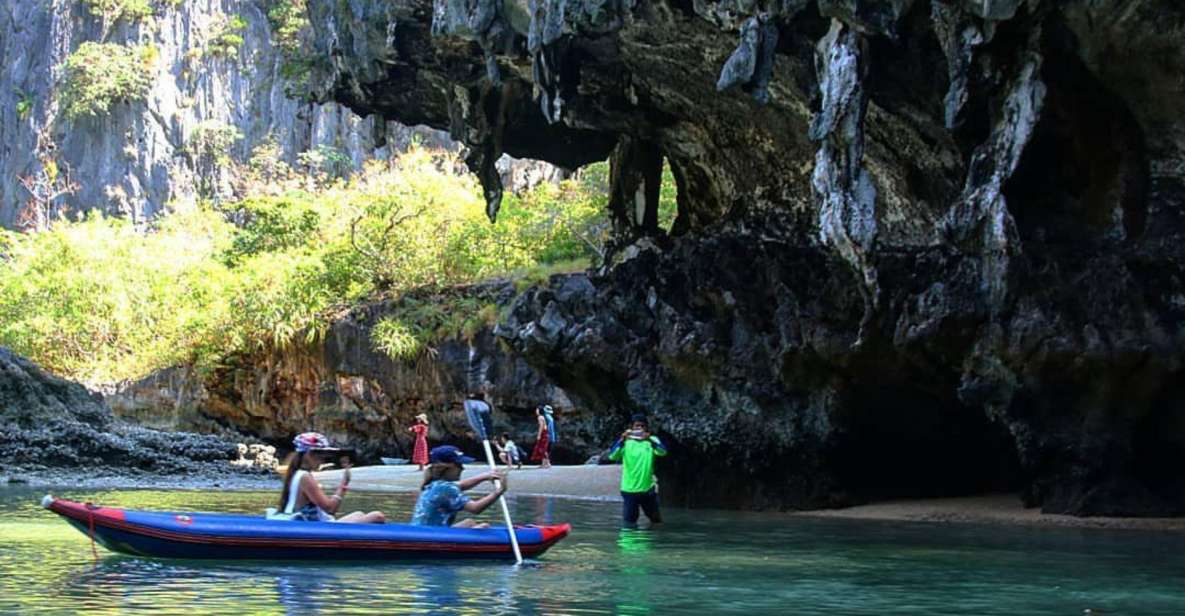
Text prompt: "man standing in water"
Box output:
[[606, 414, 668, 529]]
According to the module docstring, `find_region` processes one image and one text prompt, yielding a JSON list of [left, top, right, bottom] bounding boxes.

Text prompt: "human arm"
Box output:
[[606, 431, 628, 462], [457, 470, 503, 491], [649, 435, 668, 457], [299, 469, 349, 514], [461, 474, 509, 514]]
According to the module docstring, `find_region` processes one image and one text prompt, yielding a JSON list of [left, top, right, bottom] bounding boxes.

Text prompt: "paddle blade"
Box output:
[[464, 399, 493, 440]]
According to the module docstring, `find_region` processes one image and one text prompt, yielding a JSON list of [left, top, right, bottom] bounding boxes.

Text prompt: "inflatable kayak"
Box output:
[[42, 496, 570, 561]]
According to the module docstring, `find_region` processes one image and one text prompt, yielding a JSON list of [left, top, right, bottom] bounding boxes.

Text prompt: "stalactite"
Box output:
[[810, 19, 879, 344]]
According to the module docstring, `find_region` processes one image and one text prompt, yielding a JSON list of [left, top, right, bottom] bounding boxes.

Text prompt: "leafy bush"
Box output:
[[264, 0, 318, 92], [81, 0, 155, 24], [371, 317, 421, 360], [0, 210, 235, 382], [60, 42, 157, 119], [370, 293, 501, 362], [221, 193, 320, 265], [15, 89, 35, 120], [187, 120, 242, 166], [297, 145, 353, 184], [264, 0, 307, 54], [207, 15, 248, 59], [0, 148, 614, 384]]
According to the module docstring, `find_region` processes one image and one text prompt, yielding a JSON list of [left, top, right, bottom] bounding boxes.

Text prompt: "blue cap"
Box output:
[[429, 445, 476, 465]]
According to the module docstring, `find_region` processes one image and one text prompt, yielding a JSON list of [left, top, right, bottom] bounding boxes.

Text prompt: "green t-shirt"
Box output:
[[606, 435, 668, 493]]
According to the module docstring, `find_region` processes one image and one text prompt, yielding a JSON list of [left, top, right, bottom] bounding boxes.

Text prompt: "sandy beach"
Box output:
[[795, 494, 1185, 531], [317, 465, 1185, 531], [315, 463, 623, 501]]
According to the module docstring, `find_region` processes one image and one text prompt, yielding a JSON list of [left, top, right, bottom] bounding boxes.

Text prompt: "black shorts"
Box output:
[[621, 488, 662, 527]]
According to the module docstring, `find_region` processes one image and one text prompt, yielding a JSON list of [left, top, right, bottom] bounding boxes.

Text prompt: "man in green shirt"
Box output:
[[606, 414, 669, 528]]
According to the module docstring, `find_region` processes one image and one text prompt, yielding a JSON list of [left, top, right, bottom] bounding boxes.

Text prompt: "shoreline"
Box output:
[[314, 463, 623, 502], [793, 493, 1185, 532], [8, 465, 1185, 531]]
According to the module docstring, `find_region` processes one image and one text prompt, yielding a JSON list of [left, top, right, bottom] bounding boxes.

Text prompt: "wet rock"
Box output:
[[0, 347, 259, 480], [113, 283, 608, 465], [283, 0, 1185, 515]]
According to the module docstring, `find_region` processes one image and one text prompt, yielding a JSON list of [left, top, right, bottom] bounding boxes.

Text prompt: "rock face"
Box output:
[[0, 0, 560, 229], [109, 284, 609, 464], [299, 0, 1185, 515], [0, 347, 248, 476]]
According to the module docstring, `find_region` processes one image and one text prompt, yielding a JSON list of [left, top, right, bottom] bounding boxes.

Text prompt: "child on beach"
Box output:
[[496, 433, 523, 470], [408, 413, 430, 470], [606, 414, 668, 529], [410, 445, 508, 528], [530, 404, 556, 469]]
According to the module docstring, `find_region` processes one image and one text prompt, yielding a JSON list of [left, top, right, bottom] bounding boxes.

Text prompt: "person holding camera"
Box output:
[[606, 414, 668, 528]]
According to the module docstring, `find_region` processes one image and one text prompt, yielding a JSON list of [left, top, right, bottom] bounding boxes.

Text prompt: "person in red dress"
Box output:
[[408, 413, 430, 470], [530, 405, 555, 469]]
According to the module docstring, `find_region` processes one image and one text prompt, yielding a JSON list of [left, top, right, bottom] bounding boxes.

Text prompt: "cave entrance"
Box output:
[[656, 159, 678, 235], [831, 370, 1023, 501]]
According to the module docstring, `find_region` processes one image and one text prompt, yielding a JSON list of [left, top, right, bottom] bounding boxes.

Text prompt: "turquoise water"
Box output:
[[2, 486, 1184, 614]]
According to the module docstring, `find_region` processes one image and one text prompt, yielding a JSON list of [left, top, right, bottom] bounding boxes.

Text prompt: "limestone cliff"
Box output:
[[0, 0, 557, 228], [292, 0, 1185, 515], [108, 283, 611, 463]]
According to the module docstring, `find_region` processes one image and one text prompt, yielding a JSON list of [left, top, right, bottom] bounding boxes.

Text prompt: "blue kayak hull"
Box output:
[[45, 497, 570, 561]]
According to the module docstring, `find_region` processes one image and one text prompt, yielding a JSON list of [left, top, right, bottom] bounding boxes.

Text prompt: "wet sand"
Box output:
[[322, 468, 1185, 531], [320, 467, 1185, 530], [795, 493, 1185, 531]]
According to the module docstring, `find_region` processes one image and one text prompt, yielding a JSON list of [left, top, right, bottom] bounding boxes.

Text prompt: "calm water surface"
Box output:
[[1, 486, 1183, 614]]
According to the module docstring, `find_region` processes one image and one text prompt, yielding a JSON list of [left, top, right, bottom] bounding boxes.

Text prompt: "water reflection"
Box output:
[[275, 566, 339, 616], [528, 495, 555, 526], [407, 565, 464, 615], [7, 487, 1185, 615], [616, 528, 655, 555], [615, 529, 656, 615]]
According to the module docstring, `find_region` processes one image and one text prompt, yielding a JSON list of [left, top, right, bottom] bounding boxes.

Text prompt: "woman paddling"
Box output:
[[530, 404, 556, 469], [410, 445, 507, 528], [408, 413, 430, 470], [275, 432, 386, 523]]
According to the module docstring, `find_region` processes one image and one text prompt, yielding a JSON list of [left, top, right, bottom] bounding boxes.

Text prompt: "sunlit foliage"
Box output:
[[0, 149, 613, 384], [60, 42, 157, 119]]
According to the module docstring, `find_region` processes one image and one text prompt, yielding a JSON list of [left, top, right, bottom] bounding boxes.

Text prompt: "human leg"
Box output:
[[621, 491, 642, 529], [638, 489, 662, 524], [338, 510, 386, 524]]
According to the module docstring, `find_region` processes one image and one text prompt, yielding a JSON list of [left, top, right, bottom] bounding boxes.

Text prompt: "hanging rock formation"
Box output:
[[242, 0, 1185, 515]]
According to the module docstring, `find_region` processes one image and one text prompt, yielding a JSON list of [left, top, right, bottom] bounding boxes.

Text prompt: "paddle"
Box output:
[[464, 397, 523, 564]]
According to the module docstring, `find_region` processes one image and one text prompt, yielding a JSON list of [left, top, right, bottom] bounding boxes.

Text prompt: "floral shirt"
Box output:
[[410, 480, 470, 526]]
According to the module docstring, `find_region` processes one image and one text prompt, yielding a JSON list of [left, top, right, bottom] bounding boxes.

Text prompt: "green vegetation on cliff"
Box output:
[[60, 42, 157, 119], [0, 149, 613, 383]]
